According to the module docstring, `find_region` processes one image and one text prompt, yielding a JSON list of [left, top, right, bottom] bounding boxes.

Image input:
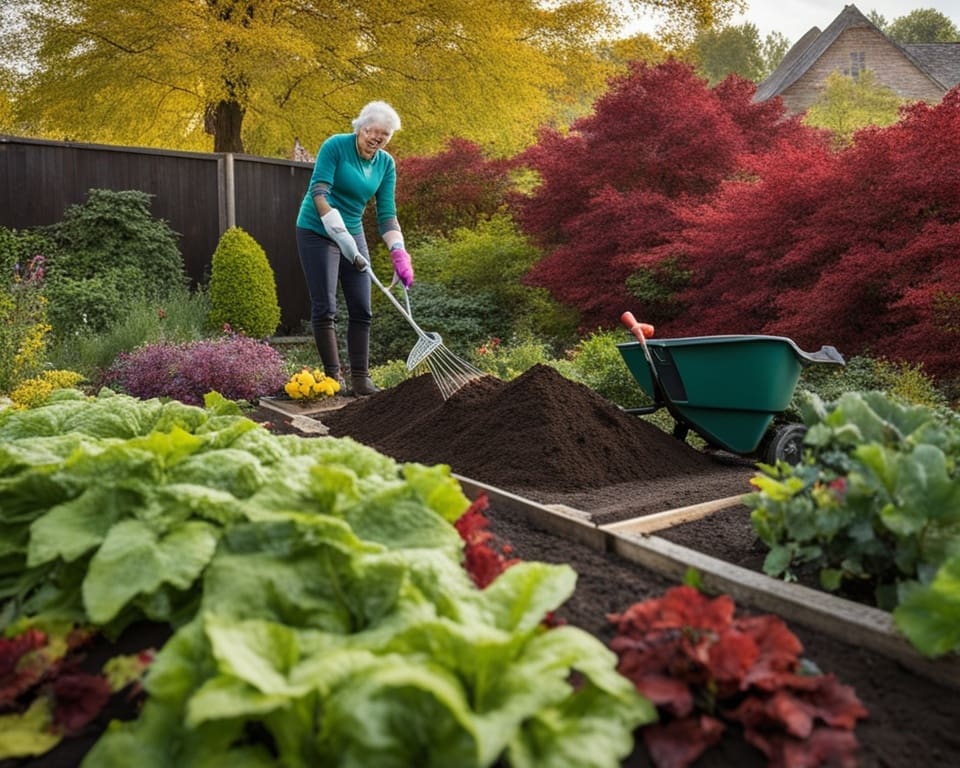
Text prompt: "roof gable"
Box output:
[[755, 4, 881, 101], [754, 3, 960, 104]]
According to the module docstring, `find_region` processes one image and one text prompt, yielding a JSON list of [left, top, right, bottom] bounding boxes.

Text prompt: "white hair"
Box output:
[[352, 101, 401, 137]]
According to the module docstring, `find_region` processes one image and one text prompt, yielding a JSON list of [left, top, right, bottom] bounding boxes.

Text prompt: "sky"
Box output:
[[624, 1, 960, 45]]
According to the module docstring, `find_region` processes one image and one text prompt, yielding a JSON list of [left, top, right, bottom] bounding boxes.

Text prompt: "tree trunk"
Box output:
[[210, 99, 246, 153]]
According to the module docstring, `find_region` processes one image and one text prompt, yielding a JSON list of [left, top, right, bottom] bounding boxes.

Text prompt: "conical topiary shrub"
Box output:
[[207, 227, 281, 339]]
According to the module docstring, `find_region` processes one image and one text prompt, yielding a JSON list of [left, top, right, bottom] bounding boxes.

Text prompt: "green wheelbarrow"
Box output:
[[617, 312, 845, 464]]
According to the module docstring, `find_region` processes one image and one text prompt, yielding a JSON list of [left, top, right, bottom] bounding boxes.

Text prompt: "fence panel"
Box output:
[[0, 135, 314, 333]]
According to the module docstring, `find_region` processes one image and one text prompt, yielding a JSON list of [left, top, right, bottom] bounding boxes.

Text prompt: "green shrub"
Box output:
[[566, 329, 652, 409], [789, 354, 947, 419], [46, 274, 125, 335], [405, 215, 578, 349], [370, 281, 499, 365], [0, 227, 54, 276], [48, 285, 212, 380], [207, 227, 281, 339], [470, 333, 556, 381], [371, 358, 412, 389], [41, 189, 187, 335], [0, 250, 50, 395]]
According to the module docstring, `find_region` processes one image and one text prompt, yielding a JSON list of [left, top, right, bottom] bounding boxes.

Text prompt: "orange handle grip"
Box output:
[[620, 311, 654, 341]]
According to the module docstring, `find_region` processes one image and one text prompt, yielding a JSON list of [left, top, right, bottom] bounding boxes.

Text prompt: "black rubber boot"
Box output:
[[347, 320, 379, 396], [350, 373, 379, 396], [312, 319, 342, 380]]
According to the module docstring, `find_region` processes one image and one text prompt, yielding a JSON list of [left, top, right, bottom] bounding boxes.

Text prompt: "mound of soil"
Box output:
[[321, 365, 738, 492]]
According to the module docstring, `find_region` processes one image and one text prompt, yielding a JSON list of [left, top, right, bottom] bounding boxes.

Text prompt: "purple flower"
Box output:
[[104, 333, 288, 405]]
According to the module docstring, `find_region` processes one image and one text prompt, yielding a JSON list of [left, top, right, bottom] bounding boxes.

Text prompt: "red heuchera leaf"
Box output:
[[454, 494, 494, 544], [609, 586, 868, 768], [744, 725, 862, 768], [52, 673, 112, 734], [454, 494, 520, 589], [707, 627, 758, 693], [735, 614, 805, 691], [727, 675, 868, 737], [0, 629, 52, 707], [643, 714, 725, 768], [632, 674, 694, 718]]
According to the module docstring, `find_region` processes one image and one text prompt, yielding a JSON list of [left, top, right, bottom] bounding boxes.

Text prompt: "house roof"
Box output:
[[903, 43, 960, 89], [755, 3, 958, 102]]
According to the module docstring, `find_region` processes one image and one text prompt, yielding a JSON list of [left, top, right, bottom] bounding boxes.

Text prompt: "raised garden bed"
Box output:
[[298, 365, 960, 767], [9, 366, 954, 767]]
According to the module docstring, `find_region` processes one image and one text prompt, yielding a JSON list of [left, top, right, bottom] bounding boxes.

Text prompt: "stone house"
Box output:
[[755, 3, 960, 113]]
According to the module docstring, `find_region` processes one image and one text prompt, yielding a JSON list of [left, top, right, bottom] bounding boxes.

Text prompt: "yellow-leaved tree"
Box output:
[[803, 70, 905, 149], [1, 0, 743, 157]]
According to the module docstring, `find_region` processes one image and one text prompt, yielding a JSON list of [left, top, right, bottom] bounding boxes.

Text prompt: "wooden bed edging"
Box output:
[[454, 475, 960, 692], [599, 494, 745, 535]]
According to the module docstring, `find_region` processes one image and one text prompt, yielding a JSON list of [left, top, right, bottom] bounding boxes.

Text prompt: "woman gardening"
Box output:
[[295, 100, 415, 396]]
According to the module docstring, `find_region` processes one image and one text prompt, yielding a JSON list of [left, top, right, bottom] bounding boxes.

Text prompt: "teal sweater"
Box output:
[[296, 133, 398, 236]]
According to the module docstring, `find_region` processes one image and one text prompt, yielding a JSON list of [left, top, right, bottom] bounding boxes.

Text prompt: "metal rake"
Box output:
[[368, 269, 484, 400]]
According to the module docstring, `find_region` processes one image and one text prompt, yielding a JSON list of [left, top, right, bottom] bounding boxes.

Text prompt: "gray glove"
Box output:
[[320, 208, 366, 270]]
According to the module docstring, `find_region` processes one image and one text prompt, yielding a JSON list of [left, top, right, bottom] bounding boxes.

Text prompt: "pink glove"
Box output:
[[391, 247, 414, 288]]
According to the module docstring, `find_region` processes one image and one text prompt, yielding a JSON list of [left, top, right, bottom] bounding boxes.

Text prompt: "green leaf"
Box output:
[[168, 448, 269, 497], [200, 519, 385, 632], [401, 463, 472, 523], [763, 544, 792, 577], [187, 676, 292, 727], [83, 519, 219, 624], [342, 484, 463, 552], [819, 568, 843, 591], [27, 487, 129, 566], [0, 697, 62, 759], [314, 655, 482, 767], [893, 556, 960, 657], [683, 567, 703, 589]]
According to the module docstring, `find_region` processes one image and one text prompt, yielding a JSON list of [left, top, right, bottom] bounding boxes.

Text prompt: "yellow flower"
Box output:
[[284, 367, 339, 401]]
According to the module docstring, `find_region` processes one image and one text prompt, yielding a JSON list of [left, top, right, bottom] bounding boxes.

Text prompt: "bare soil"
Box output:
[[266, 365, 960, 768]]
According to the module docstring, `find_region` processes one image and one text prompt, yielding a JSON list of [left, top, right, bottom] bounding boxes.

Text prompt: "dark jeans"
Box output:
[[295, 226, 372, 328]]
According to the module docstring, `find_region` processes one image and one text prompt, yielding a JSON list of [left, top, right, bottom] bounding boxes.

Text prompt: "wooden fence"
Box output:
[[0, 134, 314, 333]]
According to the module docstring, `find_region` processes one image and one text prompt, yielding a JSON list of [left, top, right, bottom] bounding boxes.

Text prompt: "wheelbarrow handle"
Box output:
[[621, 311, 664, 401], [620, 312, 654, 341]]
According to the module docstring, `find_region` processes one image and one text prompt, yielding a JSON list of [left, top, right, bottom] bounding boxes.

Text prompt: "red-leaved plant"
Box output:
[[608, 586, 868, 768], [454, 495, 566, 628], [102, 329, 288, 406], [454, 493, 520, 589], [0, 626, 110, 736]]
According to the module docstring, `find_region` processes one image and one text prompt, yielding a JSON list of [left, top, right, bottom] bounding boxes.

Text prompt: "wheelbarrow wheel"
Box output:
[[761, 423, 807, 465]]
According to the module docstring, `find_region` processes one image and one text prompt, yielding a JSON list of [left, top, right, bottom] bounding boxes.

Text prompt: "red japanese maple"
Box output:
[[609, 585, 867, 768], [395, 137, 514, 240], [514, 61, 812, 332], [659, 86, 960, 379]]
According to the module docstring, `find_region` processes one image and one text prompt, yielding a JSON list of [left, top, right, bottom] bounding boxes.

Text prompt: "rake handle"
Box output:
[[368, 268, 433, 343]]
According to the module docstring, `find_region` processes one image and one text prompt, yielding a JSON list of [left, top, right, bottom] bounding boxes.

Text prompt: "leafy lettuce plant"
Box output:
[[745, 390, 960, 657], [1, 387, 654, 766]]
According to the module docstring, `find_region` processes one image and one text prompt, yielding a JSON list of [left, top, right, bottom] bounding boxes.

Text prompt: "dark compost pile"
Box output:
[[320, 364, 755, 518]]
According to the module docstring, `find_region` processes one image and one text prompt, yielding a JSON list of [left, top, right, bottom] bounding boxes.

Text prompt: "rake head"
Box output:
[[406, 331, 444, 371]]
